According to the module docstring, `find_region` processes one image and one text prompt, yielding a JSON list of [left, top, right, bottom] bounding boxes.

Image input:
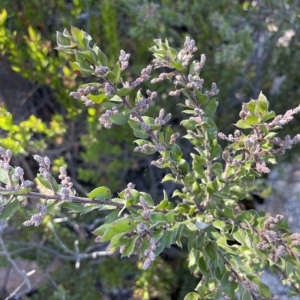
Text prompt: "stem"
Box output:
[[180, 72, 213, 206], [0, 188, 142, 210], [121, 95, 160, 144], [210, 242, 259, 300], [275, 265, 300, 294]]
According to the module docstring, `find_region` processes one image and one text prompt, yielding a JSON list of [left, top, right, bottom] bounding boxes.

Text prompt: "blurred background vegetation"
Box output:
[[0, 0, 300, 299]]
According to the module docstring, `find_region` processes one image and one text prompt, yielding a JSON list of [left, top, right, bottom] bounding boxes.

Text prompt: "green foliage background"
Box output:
[[0, 0, 300, 299]]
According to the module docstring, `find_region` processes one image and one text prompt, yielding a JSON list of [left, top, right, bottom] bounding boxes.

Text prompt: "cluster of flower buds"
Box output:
[[257, 215, 286, 262], [178, 37, 197, 66], [239, 103, 251, 120], [99, 106, 119, 128], [134, 142, 166, 153], [186, 74, 204, 90], [150, 72, 171, 84], [135, 90, 157, 114], [218, 128, 273, 173], [124, 182, 135, 200], [0, 147, 12, 172], [168, 89, 183, 96], [23, 204, 47, 227], [189, 107, 205, 124], [33, 155, 51, 180], [139, 196, 150, 219], [104, 82, 115, 97], [206, 82, 219, 96], [289, 233, 300, 247], [242, 279, 259, 292], [131, 65, 152, 88], [13, 166, 33, 188], [185, 99, 195, 108], [95, 66, 110, 76], [169, 132, 180, 144], [0, 148, 33, 189], [70, 86, 99, 106], [267, 105, 300, 128], [271, 135, 300, 155], [150, 158, 164, 168], [58, 167, 74, 202], [154, 109, 171, 126], [119, 50, 130, 71], [193, 54, 206, 74], [142, 237, 157, 269]]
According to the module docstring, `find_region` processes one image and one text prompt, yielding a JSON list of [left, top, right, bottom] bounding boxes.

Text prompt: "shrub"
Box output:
[[1, 26, 300, 299]]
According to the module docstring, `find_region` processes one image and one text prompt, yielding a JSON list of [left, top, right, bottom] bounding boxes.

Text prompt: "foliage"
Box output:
[[1, 26, 300, 300], [1, 1, 300, 299]]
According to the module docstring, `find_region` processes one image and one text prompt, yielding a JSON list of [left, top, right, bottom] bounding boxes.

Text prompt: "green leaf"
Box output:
[[139, 192, 154, 206], [153, 235, 166, 255], [56, 31, 71, 48], [134, 140, 155, 154], [37, 174, 59, 192], [122, 235, 140, 257], [150, 212, 165, 224], [105, 210, 120, 224], [110, 112, 129, 125], [212, 162, 223, 178], [210, 139, 222, 160], [88, 93, 107, 104], [261, 111, 276, 122], [235, 120, 252, 129], [206, 118, 218, 140], [181, 119, 197, 130], [112, 62, 121, 83], [258, 124, 268, 134], [245, 115, 259, 125], [109, 95, 123, 103], [195, 90, 209, 106], [178, 159, 189, 174], [162, 174, 181, 184], [171, 144, 182, 162], [165, 212, 174, 223], [71, 26, 92, 50], [133, 129, 149, 139], [213, 220, 226, 231], [93, 44, 108, 66], [70, 61, 93, 77], [192, 154, 206, 181], [156, 199, 169, 210], [116, 88, 132, 97], [87, 186, 111, 200], [0, 168, 18, 185], [206, 180, 218, 194], [170, 61, 186, 71], [221, 274, 237, 299], [77, 51, 96, 66], [183, 292, 200, 300], [110, 232, 127, 249], [164, 229, 175, 248], [0, 199, 19, 219], [169, 47, 177, 60], [93, 223, 110, 236], [142, 116, 161, 130], [105, 71, 115, 82], [128, 119, 141, 131], [101, 218, 136, 242], [63, 202, 85, 212], [204, 99, 218, 117]]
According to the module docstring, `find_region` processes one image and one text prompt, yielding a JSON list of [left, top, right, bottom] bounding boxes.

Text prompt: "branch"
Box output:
[[0, 187, 143, 209]]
